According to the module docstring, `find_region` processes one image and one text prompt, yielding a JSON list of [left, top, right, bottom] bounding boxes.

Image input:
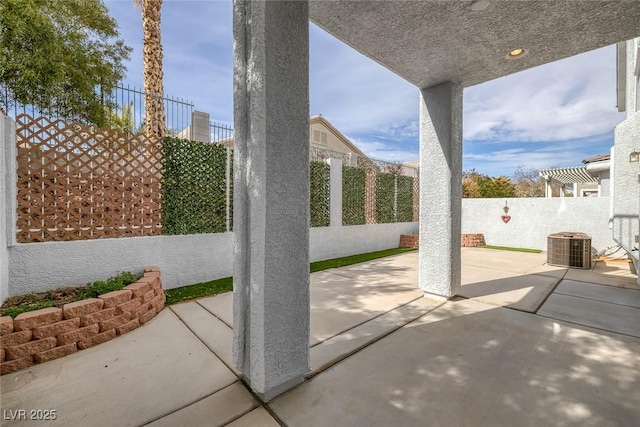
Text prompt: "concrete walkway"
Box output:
[[1, 249, 639, 426]]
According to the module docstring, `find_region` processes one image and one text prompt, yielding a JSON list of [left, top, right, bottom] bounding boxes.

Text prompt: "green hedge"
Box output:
[[376, 172, 395, 223], [310, 161, 330, 227], [396, 175, 414, 222], [342, 166, 366, 225], [162, 137, 229, 235]]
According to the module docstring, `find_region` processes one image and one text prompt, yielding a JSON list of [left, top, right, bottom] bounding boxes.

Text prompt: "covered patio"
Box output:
[[1, 248, 638, 426], [231, 0, 640, 399]]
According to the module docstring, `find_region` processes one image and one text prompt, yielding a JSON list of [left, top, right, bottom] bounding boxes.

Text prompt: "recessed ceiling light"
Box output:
[[507, 48, 526, 58], [470, 0, 491, 11]]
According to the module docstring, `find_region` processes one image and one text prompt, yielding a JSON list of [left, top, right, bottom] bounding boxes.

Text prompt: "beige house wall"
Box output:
[[309, 116, 365, 156], [216, 116, 367, 159], [310, 122, 356, 154]]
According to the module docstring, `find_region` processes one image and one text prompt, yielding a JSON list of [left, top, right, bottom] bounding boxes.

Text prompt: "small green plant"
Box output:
[[75, 271, 139, 300], [2, 300, 55, 319], [1, 271, 140, 318]]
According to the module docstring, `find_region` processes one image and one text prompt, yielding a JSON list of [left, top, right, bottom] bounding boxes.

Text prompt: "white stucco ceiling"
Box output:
[[309, 0, 640, 88]]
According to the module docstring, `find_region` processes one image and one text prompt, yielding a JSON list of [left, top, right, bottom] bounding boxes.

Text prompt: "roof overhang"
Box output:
[[310, 1, 640, 89]]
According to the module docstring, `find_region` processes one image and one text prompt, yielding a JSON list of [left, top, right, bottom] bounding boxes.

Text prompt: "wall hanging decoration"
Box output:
[[501, 201, 511, 223]]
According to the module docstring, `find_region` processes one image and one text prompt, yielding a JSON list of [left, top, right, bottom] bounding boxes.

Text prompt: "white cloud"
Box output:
[[309, 25, 418, 136], [349, 137, 418, 163], [463, 133, 614, 177], [463, 46, 625, 142]]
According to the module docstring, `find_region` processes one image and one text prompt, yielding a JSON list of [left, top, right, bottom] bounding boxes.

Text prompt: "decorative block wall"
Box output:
[[399, 234, 486, 249], [399, 234, 419, 248], [0, 267, 165, 375], [461, 233, 486, 247]]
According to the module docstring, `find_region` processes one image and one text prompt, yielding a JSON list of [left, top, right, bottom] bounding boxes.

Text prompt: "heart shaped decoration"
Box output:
[[501, 215, 511, 223]]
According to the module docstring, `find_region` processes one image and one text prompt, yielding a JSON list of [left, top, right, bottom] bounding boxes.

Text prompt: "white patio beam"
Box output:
[[418, 82, 463, 298], [232, 0, 310, 401]]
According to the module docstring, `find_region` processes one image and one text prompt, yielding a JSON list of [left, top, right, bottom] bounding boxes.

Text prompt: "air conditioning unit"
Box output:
[[547, 232, 592, 269]]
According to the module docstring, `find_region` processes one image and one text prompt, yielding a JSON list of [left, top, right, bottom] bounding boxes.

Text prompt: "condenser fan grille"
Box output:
[[547, 232, 592, 269]]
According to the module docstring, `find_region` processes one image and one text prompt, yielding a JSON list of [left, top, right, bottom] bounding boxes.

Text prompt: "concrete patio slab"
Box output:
[[225, 407, 280, 427], [198, 292, 234, 327], [554, 280, 640, 308], [459, 273, 560, 312], [146, 382, 258, 427], [2, 249, 637, 426], [462, 248, 548, 274], [565, 260, 638, 289], [310, 296, 443, 376], [526, 263, 568, 279], [271, 298, 640, 427], [0, 310, 237, 427], [170, 301, 238, 375], [461, 264, 518, 284], [538, 293, 640, 338], [328, 252, 419, 281], [310, 269, 422, 346]]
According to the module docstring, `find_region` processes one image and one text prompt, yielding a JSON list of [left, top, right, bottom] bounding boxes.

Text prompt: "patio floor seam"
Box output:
[[531, 269, 568, 314], [553, 289, 640, 309], [309, 293, 425, 348], [142, 381, 248, 426], [169, 305, 241, 378], [196, 299, 234, 328], [561, 276, 638, 288], [535, 311, 640, 339], [305, 297, 446, 380]]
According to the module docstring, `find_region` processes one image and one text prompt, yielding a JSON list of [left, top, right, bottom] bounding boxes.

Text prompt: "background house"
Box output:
[[539, 153, 611, 197]]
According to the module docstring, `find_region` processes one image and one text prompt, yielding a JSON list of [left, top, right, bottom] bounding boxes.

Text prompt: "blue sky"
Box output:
[[105, 0, 626, 177]]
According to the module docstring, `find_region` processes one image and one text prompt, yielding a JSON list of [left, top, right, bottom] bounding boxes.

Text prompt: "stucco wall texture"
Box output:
[[4, 223, 418, 302], [8, 233, 234, 297], [418, 82, 463, 298], [5, 196, 618, 302], [611, 38, 640, 270], [462, 198, 617, 252]]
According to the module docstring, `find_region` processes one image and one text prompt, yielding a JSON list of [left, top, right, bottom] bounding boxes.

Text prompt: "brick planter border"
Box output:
[[399, 234, 419, 248], [0, 267, 165, 375], [461, 233, 486, 247], [399, 233, 486, 249]]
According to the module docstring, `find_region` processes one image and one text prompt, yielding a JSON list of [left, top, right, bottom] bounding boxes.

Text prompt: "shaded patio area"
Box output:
[[1, 249, 638, 426]]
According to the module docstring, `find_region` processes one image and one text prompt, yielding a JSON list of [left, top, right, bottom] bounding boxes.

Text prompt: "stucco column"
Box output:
[[232, 0, 310, 401], [418, 82, 463, 298]]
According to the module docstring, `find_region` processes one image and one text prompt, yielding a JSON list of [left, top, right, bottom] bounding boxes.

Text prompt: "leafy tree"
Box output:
[[512, 166, 564, 197], [0, 0, 132, 125], [462, 169, 517, 198], [512, 166, 545, 197]]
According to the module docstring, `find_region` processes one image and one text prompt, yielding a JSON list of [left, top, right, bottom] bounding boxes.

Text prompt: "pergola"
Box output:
[[231, 0, 640, 400], [539, 166, 598, 197]]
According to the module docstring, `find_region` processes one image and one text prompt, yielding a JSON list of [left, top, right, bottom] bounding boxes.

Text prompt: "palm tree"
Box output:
[[134, 0, 165, 141]]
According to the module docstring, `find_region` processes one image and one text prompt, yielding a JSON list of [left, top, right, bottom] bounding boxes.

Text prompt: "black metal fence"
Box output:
[[1, 84, 194, 134], [109, 85, 194, 135], [210, 121, 234, 143]]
